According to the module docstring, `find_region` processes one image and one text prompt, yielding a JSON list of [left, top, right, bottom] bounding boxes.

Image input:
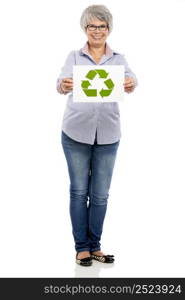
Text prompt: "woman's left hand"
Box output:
[[124, 77, 136, 93]]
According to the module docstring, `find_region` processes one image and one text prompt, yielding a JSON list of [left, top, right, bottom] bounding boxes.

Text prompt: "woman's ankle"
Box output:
[[77, 251, 91, 259], [91, 250, 104, 256]]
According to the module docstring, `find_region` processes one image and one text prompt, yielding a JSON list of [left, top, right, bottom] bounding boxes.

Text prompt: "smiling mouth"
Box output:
[[92, 36, 103, 39]]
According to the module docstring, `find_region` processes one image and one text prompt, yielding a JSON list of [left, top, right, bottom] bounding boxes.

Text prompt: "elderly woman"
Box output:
[[56, 5, 137, 266]]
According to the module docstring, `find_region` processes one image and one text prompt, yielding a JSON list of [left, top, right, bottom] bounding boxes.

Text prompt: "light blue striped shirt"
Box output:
[[56, 42, 138, 145]]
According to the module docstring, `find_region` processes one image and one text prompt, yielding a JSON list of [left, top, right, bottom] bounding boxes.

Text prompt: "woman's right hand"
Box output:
[[61, 78, 73, 93]]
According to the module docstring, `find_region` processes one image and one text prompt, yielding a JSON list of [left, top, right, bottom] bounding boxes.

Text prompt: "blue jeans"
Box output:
[[61, 130, 120, 253]]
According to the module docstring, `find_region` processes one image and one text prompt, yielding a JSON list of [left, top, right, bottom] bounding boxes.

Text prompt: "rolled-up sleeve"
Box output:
[[56, 50, 75, 94], [120, 54, 138, 87]]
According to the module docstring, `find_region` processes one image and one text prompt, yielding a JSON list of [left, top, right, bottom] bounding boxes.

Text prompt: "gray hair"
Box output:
[[80, 5, 113, 33]]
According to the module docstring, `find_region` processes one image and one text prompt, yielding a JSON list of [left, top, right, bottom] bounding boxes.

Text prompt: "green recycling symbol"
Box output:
[[81, 69, 114, 98]]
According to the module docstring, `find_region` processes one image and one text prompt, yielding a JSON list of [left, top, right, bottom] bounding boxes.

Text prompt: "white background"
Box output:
[[0, 0, 185, 278]]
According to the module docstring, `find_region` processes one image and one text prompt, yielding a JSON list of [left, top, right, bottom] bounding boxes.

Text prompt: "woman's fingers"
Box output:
[[64, 83, 73, 88], [64, 83, 73, 89], [124, 86, 135, 93], [125, 82, 134, 87], [63, 78, 73, 84], [124, 77, 135, 93], [63, 79, 73, 83], [124, 77, 135, 87], [62, 78, 73, 91]]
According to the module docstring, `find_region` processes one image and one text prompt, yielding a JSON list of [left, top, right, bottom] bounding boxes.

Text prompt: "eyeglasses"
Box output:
[[86, 24, 109, 31]]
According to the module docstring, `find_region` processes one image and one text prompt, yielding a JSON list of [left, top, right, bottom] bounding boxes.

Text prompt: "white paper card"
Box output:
[[73, 65, 125, 102]]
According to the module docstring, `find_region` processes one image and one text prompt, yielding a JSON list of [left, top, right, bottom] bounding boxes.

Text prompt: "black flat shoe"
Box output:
[[76, 253, 93, 266], [91, 253, 115, 263]]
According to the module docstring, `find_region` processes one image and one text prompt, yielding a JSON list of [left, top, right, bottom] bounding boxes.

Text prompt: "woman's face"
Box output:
[[85, 17, 109, 47]]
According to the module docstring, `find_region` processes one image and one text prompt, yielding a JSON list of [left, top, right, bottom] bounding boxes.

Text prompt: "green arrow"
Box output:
[[99, 89, 112, 98], [104, 79, 114, 89], [83, 89, 97, 97], [95, 69, 109, 78], [81, 80, 91, 88], [86, 70, 97, 80]]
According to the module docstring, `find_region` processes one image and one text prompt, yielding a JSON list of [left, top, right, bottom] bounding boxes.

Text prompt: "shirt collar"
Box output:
[[80, 41, 119, 58]]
